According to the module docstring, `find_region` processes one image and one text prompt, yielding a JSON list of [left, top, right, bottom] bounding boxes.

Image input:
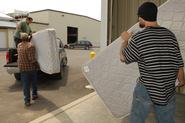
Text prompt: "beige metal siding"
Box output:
[[108, 0, 167, 43], [0, 29, 15, 48], [30, 23, 49, 32], [7, 29, 15, 48], [0, 29, 7, 48], [30, 10, 101, 47], [30, 11, 49, 23], [48, 11, 100, 46]]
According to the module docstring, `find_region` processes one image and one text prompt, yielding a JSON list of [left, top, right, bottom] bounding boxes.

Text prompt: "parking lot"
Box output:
[[0, 49, 98, 123]]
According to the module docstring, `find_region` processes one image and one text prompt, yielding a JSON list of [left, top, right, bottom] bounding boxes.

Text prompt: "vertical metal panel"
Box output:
[[101, 0, 109, 48], [107, 0, 113, 45], [0, 30, 7, 48], [109, 0, 167, 43]]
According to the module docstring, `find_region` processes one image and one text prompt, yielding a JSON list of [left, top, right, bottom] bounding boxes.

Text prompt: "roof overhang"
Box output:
[[0, 21, 16, 28], [0, 13, 13, 21]]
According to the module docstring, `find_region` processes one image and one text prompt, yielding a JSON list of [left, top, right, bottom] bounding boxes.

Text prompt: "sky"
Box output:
[[0, 0, 101, 20]]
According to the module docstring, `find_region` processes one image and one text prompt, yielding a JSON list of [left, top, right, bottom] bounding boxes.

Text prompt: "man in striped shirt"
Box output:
[[120, 2, 185, 123]]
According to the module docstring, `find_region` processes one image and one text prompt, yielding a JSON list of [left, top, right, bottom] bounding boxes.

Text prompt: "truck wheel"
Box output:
[[53, 62, 63, 79], [14, 73, 21, 81], [85, 46, 89, 50], [53, 72, 61, 79], [62, 57, 67, 67], [70, 46, 74, 49]]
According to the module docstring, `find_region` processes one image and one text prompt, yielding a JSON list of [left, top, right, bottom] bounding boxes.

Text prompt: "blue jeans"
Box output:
[[21, 70, 38, 103], [130, 82, 175, 123]]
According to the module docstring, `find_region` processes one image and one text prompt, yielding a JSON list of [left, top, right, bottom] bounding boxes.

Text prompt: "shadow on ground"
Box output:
[[8, 66, 69, 92]]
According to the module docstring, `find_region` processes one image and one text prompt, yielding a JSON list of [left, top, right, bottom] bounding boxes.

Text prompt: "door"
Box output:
[[67, 26, 78, 44], [0, 32, 7, 49]]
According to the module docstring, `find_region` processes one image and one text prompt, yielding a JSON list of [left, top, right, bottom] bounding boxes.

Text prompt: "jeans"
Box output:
[[130, 82, 175, 123], [21, 70, 38, 103]]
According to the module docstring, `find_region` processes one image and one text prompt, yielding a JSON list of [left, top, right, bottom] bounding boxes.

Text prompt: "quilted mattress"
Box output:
[[32, 29, 60, 74], [83, 0, 185, 118]]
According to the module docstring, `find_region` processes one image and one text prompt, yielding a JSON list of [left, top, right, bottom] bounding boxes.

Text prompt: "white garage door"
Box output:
[[0, 32, 7, 48]]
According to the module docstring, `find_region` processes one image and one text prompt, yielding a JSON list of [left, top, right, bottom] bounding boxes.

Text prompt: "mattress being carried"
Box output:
[[32, 29, 60, 74], [82, 0, 185, 118]]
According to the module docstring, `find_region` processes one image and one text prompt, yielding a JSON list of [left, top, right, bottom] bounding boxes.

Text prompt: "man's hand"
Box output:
[[121, 31, 133, 42], [177, 81, 185, 87], [177, 67, 185, 87]]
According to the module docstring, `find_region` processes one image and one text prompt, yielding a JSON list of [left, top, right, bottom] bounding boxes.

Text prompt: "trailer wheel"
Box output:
[[14, 73, 21, 81]]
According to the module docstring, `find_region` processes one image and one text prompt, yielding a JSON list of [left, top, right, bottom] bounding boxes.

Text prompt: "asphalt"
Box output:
[[0, 49, 97, 123]]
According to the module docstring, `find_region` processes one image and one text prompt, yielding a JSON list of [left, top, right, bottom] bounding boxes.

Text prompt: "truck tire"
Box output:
[[14, 73, 21, 81], [70, 45, 74, 49], [54, 71, 62, 79], [62, 57, 67, 67], [53, 61, 63, 79], [84, 46, 89, 50]]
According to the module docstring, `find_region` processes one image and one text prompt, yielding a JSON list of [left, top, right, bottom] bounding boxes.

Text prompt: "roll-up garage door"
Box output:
[[0, 32, 7, 48]]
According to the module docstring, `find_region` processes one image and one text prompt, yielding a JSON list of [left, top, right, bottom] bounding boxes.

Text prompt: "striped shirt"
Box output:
[[124, 26, 184, 105]]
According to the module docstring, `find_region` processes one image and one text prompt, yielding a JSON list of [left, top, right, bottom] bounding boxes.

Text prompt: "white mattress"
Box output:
[[32, 29, 60, 74], [83, 0, 185, 118]]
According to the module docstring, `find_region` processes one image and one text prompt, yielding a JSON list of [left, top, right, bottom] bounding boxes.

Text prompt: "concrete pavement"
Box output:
[[29, 92, 122, 123], [0, 50, 94, 123], [29, 92, 185, 123]]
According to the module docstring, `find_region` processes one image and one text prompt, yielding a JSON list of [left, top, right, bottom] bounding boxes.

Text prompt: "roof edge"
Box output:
[[30, 9, 101, 22]]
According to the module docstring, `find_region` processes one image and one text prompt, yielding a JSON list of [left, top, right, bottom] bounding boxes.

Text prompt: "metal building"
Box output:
[[0, 13, 16, 49], [29, 9, 101, 47]]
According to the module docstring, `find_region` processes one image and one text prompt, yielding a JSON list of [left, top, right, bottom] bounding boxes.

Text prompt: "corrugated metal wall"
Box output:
[[108, 0, 167, 44]]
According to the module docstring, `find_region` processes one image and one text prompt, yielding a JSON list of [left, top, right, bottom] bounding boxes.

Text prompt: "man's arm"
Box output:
[[120, 40, 128, 62], [16, 21, 23, 31], [177, 67, 185, 87], [120, 31, 132, 63], [16, 23, 20, 30]]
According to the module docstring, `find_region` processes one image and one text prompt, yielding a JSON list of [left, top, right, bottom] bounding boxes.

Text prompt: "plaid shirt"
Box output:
[[18, 42, 39, 72]]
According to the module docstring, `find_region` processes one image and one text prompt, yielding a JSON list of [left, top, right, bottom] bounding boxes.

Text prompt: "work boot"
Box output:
[[25, 102, 31, 107], [32, 95, 38, 100]]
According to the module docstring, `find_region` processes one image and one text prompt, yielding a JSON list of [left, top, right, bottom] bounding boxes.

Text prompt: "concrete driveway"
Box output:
[[0, 49, 97, 123]]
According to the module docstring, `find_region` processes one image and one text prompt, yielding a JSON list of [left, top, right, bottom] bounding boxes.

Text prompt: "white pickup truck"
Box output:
[[4, 37, 67, 80]]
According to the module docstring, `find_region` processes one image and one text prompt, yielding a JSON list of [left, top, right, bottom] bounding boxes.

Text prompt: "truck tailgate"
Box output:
[[4, 62, 18, 67]]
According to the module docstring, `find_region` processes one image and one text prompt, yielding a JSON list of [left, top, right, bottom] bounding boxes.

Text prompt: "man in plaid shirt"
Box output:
[[18, 33, 39, 106]]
